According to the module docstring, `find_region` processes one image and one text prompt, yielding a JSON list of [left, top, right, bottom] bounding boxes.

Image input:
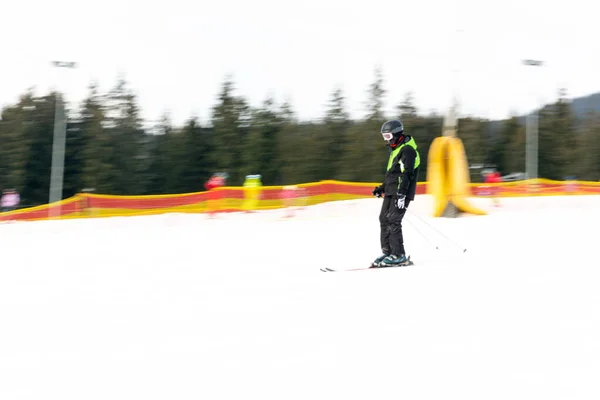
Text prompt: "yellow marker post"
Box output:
[[243, 174, 263, 212]]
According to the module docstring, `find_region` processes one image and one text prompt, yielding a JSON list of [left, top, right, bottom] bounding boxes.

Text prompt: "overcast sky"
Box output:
[[2, 0, 599, 126]]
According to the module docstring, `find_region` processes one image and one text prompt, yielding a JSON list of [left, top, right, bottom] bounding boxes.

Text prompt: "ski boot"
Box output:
[[370, 254, 389, 268], [379, 254, 410, 267]]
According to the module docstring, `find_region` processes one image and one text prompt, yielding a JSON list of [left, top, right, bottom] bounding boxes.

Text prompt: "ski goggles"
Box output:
[[382, 132, 394, 141]]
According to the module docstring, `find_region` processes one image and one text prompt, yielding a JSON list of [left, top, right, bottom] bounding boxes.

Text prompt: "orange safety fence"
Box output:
[[1, 178, 599, 222], [471, 178, 600, 197]]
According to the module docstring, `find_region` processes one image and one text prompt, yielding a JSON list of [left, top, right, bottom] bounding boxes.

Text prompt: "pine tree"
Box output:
[[276, 99, 310, 184], [397, 91, 418, 120], [181, 118, 215, 192], [103, 78, 148, 194], [145, 112, 177, 194], [538, 88, 574, 180], [339, 68, 390, 183], [457, 117, 487, 174], [506, 117, 526, 174], [211, 76, 251, 185], [77, 83, 117, 193], [320, 86, 350, 180], [279, 98, 296, 124], [365, 66, 386, 121], [489, 115, 522, 174], [577, 111, 600, 180], [244, 97, 282, 184], [20, 92, 58, 205], [0, 90, 36, 194]]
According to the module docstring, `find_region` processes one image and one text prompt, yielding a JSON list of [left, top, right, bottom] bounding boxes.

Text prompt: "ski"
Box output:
[[321, 256, 413, 272]]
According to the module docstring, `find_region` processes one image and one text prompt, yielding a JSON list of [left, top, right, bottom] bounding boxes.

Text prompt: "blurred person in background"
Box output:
[[1, 189, 20, 212], [371, 119, 420, 268], [484, 171, 502, 207], [205, 172, 228, 191], [281, 185, 298, 218], [204, 172, 228, 216]]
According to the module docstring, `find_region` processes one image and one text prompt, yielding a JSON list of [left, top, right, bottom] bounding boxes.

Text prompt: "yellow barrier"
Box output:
[[447, 138, 487, 216], [426, 136, 450, 216], [427, 136, 487, 217]]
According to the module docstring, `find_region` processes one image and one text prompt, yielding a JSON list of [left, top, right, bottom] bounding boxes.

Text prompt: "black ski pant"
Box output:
[[379, 195, 411, 256]]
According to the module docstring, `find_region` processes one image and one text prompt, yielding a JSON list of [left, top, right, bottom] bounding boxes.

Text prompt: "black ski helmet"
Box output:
[[381, 119, 404, 147]]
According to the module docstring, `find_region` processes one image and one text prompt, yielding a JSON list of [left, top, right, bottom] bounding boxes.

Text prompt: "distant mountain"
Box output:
[[569, 92, 600, 116], [485, 91, 600, 138]]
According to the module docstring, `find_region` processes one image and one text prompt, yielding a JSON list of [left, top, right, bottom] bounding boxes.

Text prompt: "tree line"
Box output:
[[1, 69, 599, 208]]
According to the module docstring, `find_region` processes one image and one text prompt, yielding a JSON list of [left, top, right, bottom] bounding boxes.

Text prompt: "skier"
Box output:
[[370, 119, 421, 267]]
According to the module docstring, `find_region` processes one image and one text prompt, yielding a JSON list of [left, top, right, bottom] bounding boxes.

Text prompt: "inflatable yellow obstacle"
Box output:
[[427, 102, 487, 218]]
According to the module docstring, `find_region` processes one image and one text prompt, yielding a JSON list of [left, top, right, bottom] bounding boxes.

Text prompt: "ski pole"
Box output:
[[407, 210, 468, 253], [405, 217, 440, 250]]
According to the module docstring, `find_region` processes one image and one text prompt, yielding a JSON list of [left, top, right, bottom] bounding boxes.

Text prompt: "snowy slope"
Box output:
[[0, 195, 598, 400]]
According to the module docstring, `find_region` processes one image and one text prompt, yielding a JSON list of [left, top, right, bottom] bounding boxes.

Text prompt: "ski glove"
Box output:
[[395, 193, 406, 209], [372, 186, 384, 198]]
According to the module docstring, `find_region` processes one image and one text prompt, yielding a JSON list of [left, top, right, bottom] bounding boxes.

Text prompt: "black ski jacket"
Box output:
[[379, 136, 421, 201]]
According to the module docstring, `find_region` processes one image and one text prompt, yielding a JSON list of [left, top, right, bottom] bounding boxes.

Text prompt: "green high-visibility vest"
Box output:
[[387, 137, 420, 172]]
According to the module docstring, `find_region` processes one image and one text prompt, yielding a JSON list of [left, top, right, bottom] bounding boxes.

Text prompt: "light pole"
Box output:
[[49, 60, 77, 218], [522, 59, 543, 188]]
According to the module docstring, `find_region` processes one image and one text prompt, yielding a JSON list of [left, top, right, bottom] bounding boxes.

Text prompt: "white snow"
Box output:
[[0, 194, 599, 400]]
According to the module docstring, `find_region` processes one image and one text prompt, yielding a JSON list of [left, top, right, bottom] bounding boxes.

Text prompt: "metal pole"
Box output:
[[522, 59, 543, 192], [531, 103, 539, 182], [49, 61, 77, 218], [526, 107, 534, 178], [442, 97, 458, 138]]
